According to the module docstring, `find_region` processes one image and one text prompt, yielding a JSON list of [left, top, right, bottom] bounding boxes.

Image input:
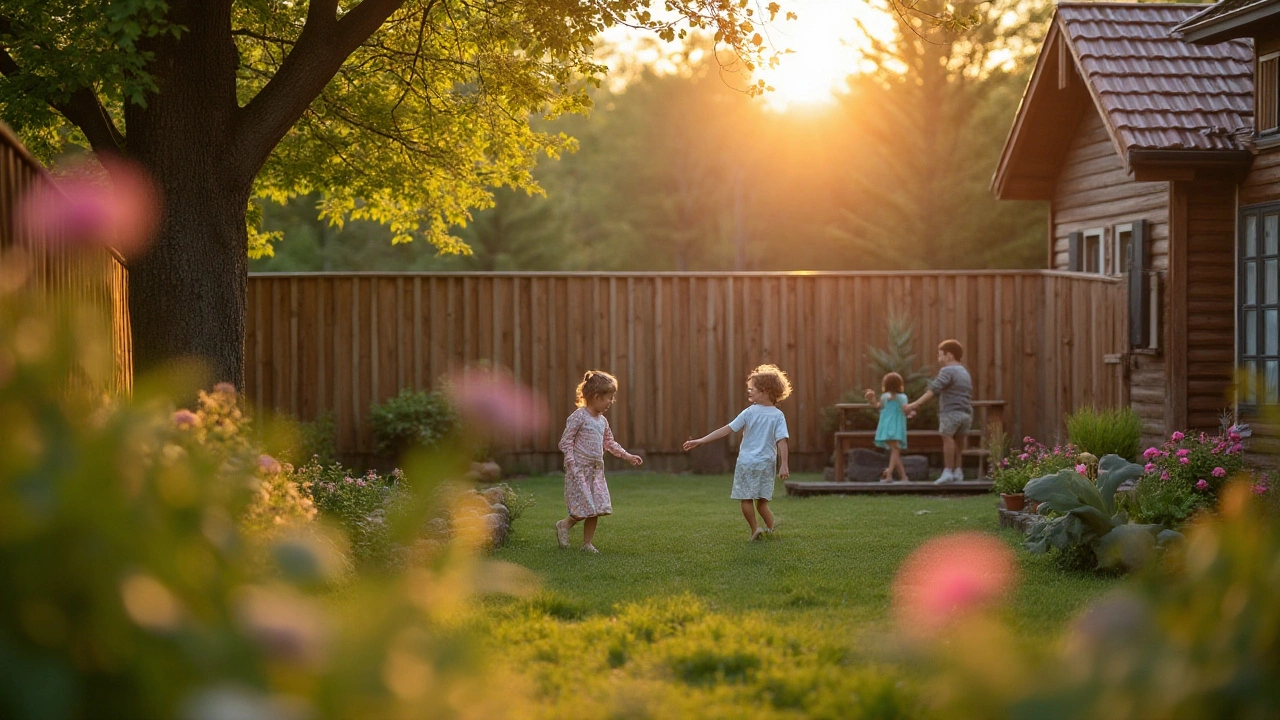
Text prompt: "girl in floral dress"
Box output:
[[683, 364, 791, 541], [555, 370, 643, 553]]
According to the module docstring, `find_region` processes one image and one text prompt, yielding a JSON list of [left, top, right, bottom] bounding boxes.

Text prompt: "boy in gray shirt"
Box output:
[[906, 339, 973, 484]]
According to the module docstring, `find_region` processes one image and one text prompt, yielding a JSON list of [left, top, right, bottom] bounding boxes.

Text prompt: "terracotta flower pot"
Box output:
[[1001, 492, 1026, 512]]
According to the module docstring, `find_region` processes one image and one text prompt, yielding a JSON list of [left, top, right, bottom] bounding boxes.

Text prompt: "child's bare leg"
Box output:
[[888, 443, 906, 480], [563, 515, 580, 528], [942, 436, 958, 473], [756, 499, 774, 530], [582, 516, 598, 546], [740, 500, 758, 533], [955, 433, 967, 476]]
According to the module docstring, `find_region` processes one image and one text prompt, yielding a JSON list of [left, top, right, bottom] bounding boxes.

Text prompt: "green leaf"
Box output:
[[1097, 454, 1144, 514], [1095, 523, 1161, 571]]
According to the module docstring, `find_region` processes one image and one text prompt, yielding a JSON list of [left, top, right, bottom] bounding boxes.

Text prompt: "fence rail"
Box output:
[[0, 123, 132, 395], [247, 271, 1127, 471]]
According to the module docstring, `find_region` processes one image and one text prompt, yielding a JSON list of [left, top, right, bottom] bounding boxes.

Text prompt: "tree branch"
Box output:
[[0, 17, 125, 155], [233, 0, 416, 181]]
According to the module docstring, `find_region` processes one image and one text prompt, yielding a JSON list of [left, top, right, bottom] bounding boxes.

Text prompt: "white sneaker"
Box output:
[[952, 469, 966, 482], [934, 469, 956, 485], [555, 519, 570, 549]]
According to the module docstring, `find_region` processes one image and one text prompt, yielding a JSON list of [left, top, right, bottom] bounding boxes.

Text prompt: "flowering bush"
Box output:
[[298, 461, 408, 569], [1129, 429, 1247, 527], [990, 437, 1081, 495]]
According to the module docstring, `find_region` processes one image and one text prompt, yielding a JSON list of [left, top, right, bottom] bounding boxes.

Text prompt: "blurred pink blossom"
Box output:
[[173, 409, 198, 430], [893, 532, 1016, 636], [1195, 479, 1209, 491], [17, 156, 159, 256], [1180, 457, 1190, 465], [1213, 467, 1227, 478], [446, 367, 550, 442], [1176, 448, 1190, 457], [212, 382, 237, 396], [1171, 431, 1185, 442], [257, 454, 282, 475], [1074, 463, 1087, 475], [1255, 481, 1270, 495], [1143, 447, 1159, 460], [1161, 471, 1170, 481], [1144, 463, 1156, 473]]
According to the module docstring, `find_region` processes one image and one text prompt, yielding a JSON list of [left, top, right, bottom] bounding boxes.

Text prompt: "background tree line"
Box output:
[[251, 0, 1052, 274]]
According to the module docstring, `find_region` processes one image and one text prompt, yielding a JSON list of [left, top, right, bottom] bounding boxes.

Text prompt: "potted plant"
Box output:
[[990, 437, 1081, 513]]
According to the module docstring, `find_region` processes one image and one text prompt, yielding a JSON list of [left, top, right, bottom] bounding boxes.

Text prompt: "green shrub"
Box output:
[[1129, 428, 1248, 527], [369, 388, 459, 458], [1066, 405, 1142, 461], [297, 411, 338, 464], [822, 313, 937, 434]]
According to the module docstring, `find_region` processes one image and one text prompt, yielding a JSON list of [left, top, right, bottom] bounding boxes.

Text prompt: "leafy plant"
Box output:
[[1066, 405, 1143, 461], [989, 436, 1079, 495], [369, 388, 459, 458], [1129, 429, 1248, 527], [1025, 455, 1184, 572]]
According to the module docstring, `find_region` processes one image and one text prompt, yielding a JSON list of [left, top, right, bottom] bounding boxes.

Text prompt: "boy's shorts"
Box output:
[[938, 411, 973, 437]]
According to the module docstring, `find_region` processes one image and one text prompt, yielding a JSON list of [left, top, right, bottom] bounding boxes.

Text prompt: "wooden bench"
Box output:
[[831, 400, 1004, 482]]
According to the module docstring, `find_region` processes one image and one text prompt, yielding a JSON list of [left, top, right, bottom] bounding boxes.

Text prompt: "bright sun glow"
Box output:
[[756, 1, 896, 111]]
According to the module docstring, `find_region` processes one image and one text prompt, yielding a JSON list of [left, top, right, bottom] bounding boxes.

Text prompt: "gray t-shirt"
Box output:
[[928, 364, 973, 415]]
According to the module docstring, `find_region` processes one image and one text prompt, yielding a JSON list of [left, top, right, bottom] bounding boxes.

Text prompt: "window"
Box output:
[[1239, 204, 1280, 406], [1112, 224, 1133, 277], [1082, 229, 1103, 273], [1258, 53, 1279, 135]]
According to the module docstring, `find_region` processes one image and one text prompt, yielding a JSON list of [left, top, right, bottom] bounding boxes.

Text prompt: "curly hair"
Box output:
[[882, 372, 904, 394], [575, 370, 618, 407], [938, 339, 964, 361], [748, 364, 792, 403]]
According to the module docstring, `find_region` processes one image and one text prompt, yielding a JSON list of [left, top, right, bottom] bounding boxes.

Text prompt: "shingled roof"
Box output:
[[994, 2, 1254, 200], [1059, 2, 1253, 151]]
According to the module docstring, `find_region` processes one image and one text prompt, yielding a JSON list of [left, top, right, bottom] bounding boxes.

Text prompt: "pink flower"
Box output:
[[356, 479, 366, 487], [16, 156, 160, 256], [213, 382, 237, 396], [1176, 448, 1190, 458], [1195, 479, 1209, 491], [1171, 431, 1185, 442], [1212, 467, 1227, 478], [1144, 463, 1156, 473], [446, 367, 550, 442], [1075, 464, 1088, 475], [1018, 453, 1030, 461], [343, 476, 354, 485], [1143, 447, 1160, 460], [1023, 436, 1034, 444], [1230, 443, 1243, 454], [1161, 471, 1170, 481], [1255, 482, 1270, 495], [173, 409, 198, 430], [893, 532, 1016, 636], [257, 454, 282, 475], [1180, 457, 1190, 465]]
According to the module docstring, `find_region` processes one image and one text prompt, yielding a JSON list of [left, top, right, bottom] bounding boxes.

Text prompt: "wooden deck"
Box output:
[[784, 480, 994, 497]]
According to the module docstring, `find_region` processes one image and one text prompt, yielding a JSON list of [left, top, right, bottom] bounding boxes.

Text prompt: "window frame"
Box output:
[[1257, 52, 1280, 136], [1081, 227, 1105, 275], [1238, 202, 1280, 410], [1111, 222, 1133, 277]]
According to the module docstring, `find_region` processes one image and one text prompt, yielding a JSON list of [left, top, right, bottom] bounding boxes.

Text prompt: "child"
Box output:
[[555, 370, 643, 553], [683, 364, 791, 541], [905, 339, 973, 484], [864, 372, 910, 482]]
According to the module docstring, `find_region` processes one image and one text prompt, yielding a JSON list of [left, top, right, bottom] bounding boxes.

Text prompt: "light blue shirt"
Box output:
[[729, 404, 789, 466]]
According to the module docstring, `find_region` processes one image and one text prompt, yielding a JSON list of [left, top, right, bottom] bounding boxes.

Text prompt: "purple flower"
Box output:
[[1171, 431, 1185, 442], [1212, 467, 1227, 478], [1161, 471, 1170, 481], [1230, 443, 1243, 454], [173, 409, 198, 430], [1195, 479, 1209, 491], [257, 454, 282, 475], [1018, 453, 1030, 461], [16, 156, 160, 256], [1176, 448, 1190, 458], [447, 367, 550, 442], [1144, 463, 1156, 473], [1180, 457, 1190, 465], [1143, 447, 1159, 460]]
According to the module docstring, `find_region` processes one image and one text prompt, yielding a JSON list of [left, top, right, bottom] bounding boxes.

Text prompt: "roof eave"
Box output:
[[1174, 0, 1280, 43], [991, 18, 1062, 201], [1128, 148, 1254, 180]]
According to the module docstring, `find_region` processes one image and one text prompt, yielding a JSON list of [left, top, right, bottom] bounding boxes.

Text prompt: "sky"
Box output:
[[602, 0, 899, 111]]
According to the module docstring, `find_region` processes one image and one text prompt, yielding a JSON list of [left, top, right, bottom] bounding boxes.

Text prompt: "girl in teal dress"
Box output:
[[864, 372, 911, 482]]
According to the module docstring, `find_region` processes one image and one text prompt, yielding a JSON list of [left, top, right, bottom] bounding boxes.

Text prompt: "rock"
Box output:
[[481, 512, 511, 547], [467, 461, 502, 484], [844, 449, 929, 482], [480, 486, 507, 505]]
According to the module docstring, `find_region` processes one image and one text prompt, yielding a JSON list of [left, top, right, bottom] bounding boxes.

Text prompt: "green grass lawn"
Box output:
[[471, 473, 1120, 717]]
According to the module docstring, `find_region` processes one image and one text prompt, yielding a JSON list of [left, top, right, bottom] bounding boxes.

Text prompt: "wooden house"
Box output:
[[994, 2, 1253, 444]]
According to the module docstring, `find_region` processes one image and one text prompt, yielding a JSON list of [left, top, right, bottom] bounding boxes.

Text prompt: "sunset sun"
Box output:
[[756, 1, 896, 111]]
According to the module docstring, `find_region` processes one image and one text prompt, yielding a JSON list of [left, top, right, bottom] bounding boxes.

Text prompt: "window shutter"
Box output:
[[1068, 231, 1082, 271], [1128, 219, 1149, 348], [1259, 55, 1279, 133]]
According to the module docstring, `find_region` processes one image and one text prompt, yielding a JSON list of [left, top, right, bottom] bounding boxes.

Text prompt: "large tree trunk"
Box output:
[[126, 3, 249, 387]]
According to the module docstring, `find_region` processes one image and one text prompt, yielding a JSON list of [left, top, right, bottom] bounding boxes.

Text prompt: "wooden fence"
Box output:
[[246, 271, 1127, 471], [0, 123, 132, 395]]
